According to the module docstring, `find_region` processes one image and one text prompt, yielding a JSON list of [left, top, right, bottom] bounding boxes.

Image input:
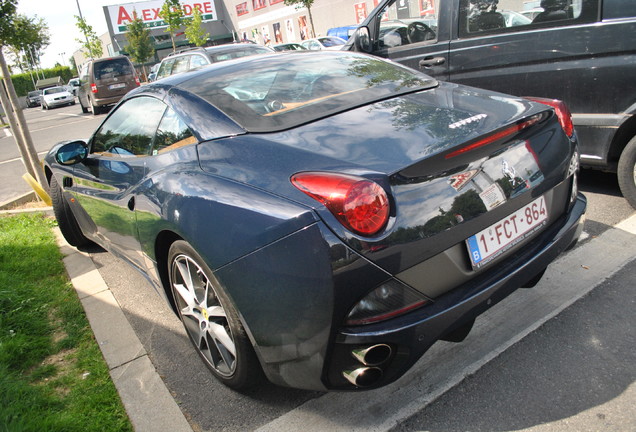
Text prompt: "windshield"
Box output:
[[179, 52, 437, 132], [43, 87, 65, 95]]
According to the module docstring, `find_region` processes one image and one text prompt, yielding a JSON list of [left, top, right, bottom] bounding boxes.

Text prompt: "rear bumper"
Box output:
[[93, 95, 125, 107], [327, 192, 587, 390]]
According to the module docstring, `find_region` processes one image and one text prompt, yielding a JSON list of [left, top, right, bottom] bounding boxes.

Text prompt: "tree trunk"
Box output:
[[0, 48, 47, 190], [308, 7, 316, 38]]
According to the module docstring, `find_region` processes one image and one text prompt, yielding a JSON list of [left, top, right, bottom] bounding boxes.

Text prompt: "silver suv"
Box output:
[[155, 43, 274, 80]]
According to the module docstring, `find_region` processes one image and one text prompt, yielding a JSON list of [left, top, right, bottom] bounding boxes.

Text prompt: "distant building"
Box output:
[[73, 0, 375, 70]]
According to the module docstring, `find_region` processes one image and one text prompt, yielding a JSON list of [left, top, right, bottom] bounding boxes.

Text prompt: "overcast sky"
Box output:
[[17, 0, 124, 69]]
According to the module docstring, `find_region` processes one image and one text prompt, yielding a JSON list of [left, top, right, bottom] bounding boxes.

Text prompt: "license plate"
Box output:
[[466, 195, 548, 269], [109, 83, 126, 90]]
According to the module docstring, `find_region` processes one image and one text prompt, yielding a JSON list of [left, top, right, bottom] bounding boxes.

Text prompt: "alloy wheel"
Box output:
[[171, 254, 237, 377]]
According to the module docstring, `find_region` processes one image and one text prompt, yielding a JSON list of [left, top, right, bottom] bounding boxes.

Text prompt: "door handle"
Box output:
[[127, 196, 135, 211], [419, 57, 446, 68]]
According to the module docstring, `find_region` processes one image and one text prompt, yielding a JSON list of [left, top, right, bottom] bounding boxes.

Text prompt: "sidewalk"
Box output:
[[53, 228, 193, 432]]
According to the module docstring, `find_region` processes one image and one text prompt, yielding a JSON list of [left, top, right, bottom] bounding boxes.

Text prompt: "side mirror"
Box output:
[[55, 141, 88, 166], [353, 26, 372, 53]]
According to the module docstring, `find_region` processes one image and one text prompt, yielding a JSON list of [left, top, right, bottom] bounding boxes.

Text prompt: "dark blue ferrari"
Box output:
[[45, 51, 586, 391]]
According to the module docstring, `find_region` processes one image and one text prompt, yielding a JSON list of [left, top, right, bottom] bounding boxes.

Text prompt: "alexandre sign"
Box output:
[[106, 0, 217, 34]]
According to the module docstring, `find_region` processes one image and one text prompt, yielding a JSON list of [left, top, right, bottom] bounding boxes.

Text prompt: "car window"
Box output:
[[190, 54, 209, 68], [94, 58, 134, 80], [373, 0, 439, 49], [43, 87, 66, 95], [91, 97, 167, 156], [182, 52, 436, 133], [319, 37, 345, 47], [152, 108, 197, 155], [603, 0, 636, 19], [157, 58, 176, 79], [172, 56, 190, 74], [458, 0, 589, 37]]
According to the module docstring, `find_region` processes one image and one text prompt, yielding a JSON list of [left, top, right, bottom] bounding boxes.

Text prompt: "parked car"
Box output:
[[41, 86, 75, 110], [25, 90, 42, 108], [77, 55, 140, 116], [147, 63, 160, 82], [45, 51, 585, 391], [272, 43, 307, 52], [155, 43, 274, 80], [327, 25, 359, 40], [347, 0, 636, 208], [67, 78, 80, 96], [300, 36, 347, 51]]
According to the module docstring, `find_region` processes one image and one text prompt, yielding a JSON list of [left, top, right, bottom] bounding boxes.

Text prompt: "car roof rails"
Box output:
[[166, 46, 203, 57]]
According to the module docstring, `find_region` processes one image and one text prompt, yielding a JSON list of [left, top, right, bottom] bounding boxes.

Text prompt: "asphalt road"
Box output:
[[0, 102, 106, 203], [4, 104, 635, 431]]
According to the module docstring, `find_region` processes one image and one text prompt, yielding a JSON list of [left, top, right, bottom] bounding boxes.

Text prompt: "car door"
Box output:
[[447, 0, 599, 107], [363, 0, 452, 80], [70, 96, 167, 270]]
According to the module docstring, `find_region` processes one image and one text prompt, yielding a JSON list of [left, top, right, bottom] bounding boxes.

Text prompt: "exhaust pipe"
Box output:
[[342, 367, 383, 387], [351, 344, 392, 366]]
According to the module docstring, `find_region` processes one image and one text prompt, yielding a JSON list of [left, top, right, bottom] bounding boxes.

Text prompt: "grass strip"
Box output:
[[0, 213, 132, 432]]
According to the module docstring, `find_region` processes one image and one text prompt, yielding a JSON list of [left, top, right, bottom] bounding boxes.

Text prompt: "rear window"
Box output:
[[94, 58, 134, 80], [179, 52, 437, 132]]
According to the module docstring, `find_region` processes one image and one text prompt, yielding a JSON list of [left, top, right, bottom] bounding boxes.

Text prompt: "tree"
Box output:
[[75, 15, 103, 59], [184, 8, 209, 47], [0, 0, 48, 191], [284, 0, 316, 39], [69, 55, 77, 73], [9, 15, 50, 72], [126, 14, 155, 79], [159, 0, 185, 52]]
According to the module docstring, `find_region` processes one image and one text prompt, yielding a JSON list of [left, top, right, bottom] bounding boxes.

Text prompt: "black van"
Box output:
[[348, 0, 636, 208], [77, 56, 140, 116]]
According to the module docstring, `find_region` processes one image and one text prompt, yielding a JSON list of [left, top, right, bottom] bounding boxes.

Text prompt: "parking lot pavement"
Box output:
[[392, 261, 636, 432]]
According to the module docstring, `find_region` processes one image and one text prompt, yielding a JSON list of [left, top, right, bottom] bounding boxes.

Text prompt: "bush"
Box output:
[[11, 66, 75, 96]]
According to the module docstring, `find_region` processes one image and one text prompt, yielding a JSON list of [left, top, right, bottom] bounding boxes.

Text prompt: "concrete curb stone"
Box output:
[[52, 227, 193, 432]]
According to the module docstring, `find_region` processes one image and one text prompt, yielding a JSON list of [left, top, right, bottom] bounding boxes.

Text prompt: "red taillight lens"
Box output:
[[525, 97, 574, 137], [291, 172, 390, 236], [135, 77, 140, 85], [90, 83, 98, 94]]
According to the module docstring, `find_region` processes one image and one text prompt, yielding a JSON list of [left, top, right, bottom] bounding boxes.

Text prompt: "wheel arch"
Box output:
[[608, 114, 636, 166], [154, 229, 183, 315]]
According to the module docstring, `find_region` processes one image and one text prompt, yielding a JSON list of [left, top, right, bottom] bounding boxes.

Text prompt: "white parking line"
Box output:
[[257, 215, 636, 432], [57, 113, 84, 117], [0, 150, 49, 166]]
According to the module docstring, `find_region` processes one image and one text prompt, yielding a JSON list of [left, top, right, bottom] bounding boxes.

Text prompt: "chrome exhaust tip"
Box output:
[[342, 367, 383, 387], [351, 344, 392, 366]]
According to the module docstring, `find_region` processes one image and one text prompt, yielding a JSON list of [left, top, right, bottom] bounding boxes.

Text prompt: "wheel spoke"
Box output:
[[209, 322, 236, 357], [172, 282, 197, 315], [206, 305, 226, 318]]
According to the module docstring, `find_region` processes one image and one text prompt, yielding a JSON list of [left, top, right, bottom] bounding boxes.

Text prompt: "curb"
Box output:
[[0, 191, 39, 211], [53, 227, 193, 432]]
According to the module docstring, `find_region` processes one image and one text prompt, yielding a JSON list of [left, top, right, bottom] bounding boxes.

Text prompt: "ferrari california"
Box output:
[[45, 51, 586, 391]]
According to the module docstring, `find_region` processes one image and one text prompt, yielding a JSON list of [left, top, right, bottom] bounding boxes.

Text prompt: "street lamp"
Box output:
[[59, 52, 66, 66]]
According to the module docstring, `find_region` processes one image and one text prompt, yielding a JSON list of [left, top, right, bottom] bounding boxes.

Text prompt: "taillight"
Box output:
[[525, 97, 574, 137], [90, 83, 98, 94], [445, 115, 541, 159], [135, 77, 140, 86], [291, 172, 390, 236]]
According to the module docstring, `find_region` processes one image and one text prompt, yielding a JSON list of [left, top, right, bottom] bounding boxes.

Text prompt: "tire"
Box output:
[[168, 240, 263, 390], [50, 176, 92, 247], [79, 98, 89, 114], [91, 99, 101, 115], [617, 136, 636, 210]]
